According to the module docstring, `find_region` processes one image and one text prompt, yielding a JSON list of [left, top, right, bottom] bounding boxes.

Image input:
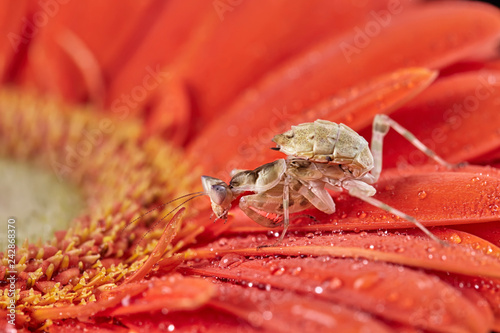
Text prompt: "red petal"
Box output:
[[188, 1, 500, 172], [209, 283, 394, 332], [106, 275, 215, 316], [372, 70, 500, 168], [176, 0, 420, 126], [121, 208, 184, 285], [182, 257, 493, 332], [187, 229, 500, 279]]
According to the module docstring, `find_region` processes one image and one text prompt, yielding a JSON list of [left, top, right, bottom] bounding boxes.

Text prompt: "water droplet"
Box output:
[[417, 191, 427, 200], [353, 272, 380, 290], [262, 311, 273, 321], [314, 286, 324, 294], [271, 266, 286, 276], [219, 253, 245, 269], [161, 286, 172, 294], [121, 295, 131, 306], [329, 277, 343, 289], [387, 292, 399, 302], [449, 233, 462, 244], [290, 266, 302, 276], [357, 211, 367, 218], [305, 232, 314, 238], [247, 311, 264, 327], [168, 324, 175, 332], [490, 204, 499, 213], [385, 184, 395, 191]]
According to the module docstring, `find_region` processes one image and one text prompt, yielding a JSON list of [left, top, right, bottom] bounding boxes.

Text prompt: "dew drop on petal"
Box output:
[[353, 272, 380, 290], [247, 311, 264, 327], [262, 311, 273, 321], [121, 294, 131, 306], [449, 233, 462, 244], [314, 286, 324, 294], [329, 277, 343, 289], [271, 266, 286, 276], [218, 253, 245, 268], [417, 191, 427, 200], [289, 266, 302, 276], [357, 211, 367, 218], [490, 204, 499, 213]]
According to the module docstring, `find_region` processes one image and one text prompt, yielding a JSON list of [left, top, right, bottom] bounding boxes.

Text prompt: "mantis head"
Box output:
[[201, 176, 234, 220]]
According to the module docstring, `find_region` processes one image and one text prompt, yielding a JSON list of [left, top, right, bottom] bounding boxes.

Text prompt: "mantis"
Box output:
[[202, 115, 455, 246]]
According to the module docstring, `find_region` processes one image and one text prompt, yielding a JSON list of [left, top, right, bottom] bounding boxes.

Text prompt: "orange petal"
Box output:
[[188, 1, 500, 173], [176, 0, 420, 126], [122, 208, 184, 285], [209, 283, 395, 332], [0, 1, 30, 81], [451, 221, 500, 246], [183, 257, 493, 332], [120, 307, 261, 333], [195, 67, 437, 173], [106, 275, 215, 316], [371, 70, 500, 168], [186, 229, 500, 279]]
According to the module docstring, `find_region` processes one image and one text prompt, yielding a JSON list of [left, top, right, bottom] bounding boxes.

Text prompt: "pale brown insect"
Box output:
[[203, 115, 454, 246]]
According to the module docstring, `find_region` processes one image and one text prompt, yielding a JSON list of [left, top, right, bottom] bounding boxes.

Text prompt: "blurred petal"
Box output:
[[188, 1, 500, 172], [372, 71, 500, 168]]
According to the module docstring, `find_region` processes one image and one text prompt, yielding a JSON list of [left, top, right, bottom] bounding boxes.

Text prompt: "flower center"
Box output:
[[0, 158, 84, 246]]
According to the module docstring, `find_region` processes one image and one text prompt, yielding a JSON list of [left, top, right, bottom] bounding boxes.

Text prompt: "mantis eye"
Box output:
[[211, 184, 227, 205]]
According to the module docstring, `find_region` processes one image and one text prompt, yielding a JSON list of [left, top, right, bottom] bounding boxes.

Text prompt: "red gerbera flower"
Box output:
[[1, 1, 500, 332]]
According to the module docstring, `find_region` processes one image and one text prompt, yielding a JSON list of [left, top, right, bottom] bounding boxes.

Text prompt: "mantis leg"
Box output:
[[296, 181, 336, 214], [370, 114, 455, 182], [239, 175, 295, 245], [239, 194, 283, 228], [344, 179, 447, 246]]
